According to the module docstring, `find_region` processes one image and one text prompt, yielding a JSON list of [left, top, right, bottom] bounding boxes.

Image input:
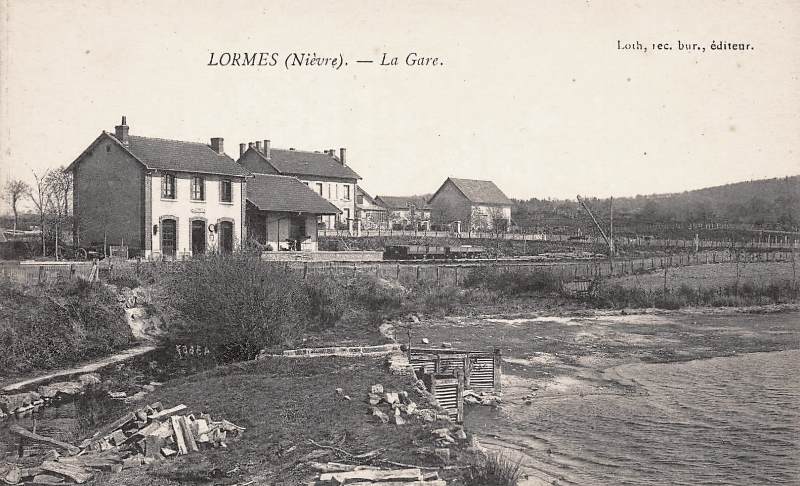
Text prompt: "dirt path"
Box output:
[[2, 344, 156, 392]]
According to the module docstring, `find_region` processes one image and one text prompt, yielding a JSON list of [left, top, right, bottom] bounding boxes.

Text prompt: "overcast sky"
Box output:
[[1, 0, 798, 213]]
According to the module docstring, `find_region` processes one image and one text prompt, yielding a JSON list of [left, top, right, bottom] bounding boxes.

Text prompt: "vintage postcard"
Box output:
[[0, 1, 797, 485]]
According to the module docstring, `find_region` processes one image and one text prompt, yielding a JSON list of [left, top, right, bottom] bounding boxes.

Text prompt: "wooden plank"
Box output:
[[8, 425, 81, 455], [149, 404, 187, 420], [179, 417, 199, 452], [92, 412, 135, 441], [318, 468, 423, 483], [39, 461, 93, 484], [170, 416, 188, 455]]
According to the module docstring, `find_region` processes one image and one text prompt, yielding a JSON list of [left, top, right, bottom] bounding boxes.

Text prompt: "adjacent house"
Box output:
[[67, 116, 250, 258], [428, 178, 512, 231], [356, 187, 388, 230], [245, 174, 340, 251], [237, 141, 360, 231], [374, 196, 432, 230]]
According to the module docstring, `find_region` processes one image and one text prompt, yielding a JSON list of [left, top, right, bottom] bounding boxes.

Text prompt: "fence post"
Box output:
[[396, 264, 400, 280], [416, 265, 420, 282], [455, 266, 459, 286], [303, 263, 308, 279], [38, 266, 45, 285], [436, 266, 440, 287]]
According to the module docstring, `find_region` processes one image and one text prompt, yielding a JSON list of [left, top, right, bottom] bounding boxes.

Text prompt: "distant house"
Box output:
[[356, 187, 388, 230], [237, 141, 360, 231], [245, 174, 340, 251], [375, 196, 432, 230], [428, 178, 512, 231], [66, 116, 250, 258]]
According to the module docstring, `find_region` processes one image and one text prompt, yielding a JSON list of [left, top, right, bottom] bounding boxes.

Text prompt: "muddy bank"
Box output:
[[414, 308, 800, 485]]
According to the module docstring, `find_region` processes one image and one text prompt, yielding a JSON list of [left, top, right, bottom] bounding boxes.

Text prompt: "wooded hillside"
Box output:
[[513, 175, 800, 233]]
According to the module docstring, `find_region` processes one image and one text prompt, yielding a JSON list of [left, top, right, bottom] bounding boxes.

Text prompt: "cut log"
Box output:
[[39, 461, 92, 484], [178, 417, 199, 452], [110, 429, 128, 446], [318, 468, 423, 484], [149, 404, 187, 420], [341, 481, 446, 486], [170, 416, 188, 455], [8, 425, 80, 455], [28, 474, 64, 485], [0, 463, 21, 484], [92, 412, 135, 441], [308, 462, 382, 473]]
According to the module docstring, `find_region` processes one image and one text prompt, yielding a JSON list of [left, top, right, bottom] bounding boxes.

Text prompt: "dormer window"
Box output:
[[191, 176, 205, 201], [161, 173, 176, 199]]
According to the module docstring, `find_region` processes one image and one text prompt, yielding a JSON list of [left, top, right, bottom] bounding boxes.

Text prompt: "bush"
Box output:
[[347, 275, 405, 312], [464, 266, 561, 295], [161, 254, 350, 362], [0, 278, 133, 375], [465, 452, 524, 486], [305, 275, 347, 329]]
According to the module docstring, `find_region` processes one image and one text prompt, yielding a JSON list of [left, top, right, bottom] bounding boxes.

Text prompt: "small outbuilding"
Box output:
[[245, 174, 340, 251], [428, 178, 512, 231]]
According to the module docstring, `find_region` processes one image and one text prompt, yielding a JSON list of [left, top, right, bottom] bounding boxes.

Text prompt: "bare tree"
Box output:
[[3, 179, 30, 232], [28, 170, 50, 256], [44, 168, 72, 259]]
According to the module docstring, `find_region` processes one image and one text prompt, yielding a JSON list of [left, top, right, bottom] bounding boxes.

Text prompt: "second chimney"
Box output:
[[210, 137, 224, 154], [263, 139, 271, 159], [339, 147, 346, 166], [255, 141, 263, 152], [114, 116, 129, 145], [239, 143, 247, 157]]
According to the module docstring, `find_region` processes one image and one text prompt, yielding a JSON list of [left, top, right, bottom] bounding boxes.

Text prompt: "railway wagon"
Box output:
[[384, 244, 486, 260]]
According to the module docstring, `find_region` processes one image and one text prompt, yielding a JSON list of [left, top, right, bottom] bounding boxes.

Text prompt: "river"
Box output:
[[435, 311, 800, 485]]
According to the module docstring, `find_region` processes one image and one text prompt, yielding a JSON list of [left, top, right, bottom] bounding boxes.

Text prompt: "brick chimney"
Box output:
[[248, 142, 255, 150], [239, 143, 247, 157], [210, 137, 224, 154], [114, 116, 129, 145], [255, 141, 263, 152], [339, 147, 347, 166], [263, 139, 271, 159]]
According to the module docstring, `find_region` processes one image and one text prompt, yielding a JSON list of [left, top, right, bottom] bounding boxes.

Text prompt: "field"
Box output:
[[605, 261, 798, 291]]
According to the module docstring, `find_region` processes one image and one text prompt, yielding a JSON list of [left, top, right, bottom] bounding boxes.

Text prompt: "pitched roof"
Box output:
[[246, 174, 340, 214], [65, 131, 251, 178], [245, 148, 361, 180], [125, 135, 250, 177], [376, 196, 432, 210], [356, 186, 387, 211], [436, 178, 512, 205]]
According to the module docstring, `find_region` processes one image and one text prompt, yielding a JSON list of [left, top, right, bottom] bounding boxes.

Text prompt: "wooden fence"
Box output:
[[320, 228, 800, 250], [0, 262, 98, 285], [285, 249, 798, 287]]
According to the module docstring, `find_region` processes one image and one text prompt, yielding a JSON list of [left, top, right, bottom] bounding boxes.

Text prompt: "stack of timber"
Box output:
[[0, 402, 244, 484], [311, 463, 446, 485]]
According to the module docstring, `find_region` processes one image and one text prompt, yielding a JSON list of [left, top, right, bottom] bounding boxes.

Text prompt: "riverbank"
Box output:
[[411, 307, 800, 485]]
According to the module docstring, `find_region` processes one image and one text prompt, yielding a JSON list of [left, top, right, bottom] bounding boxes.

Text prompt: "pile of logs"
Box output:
[[1, 402, 244, 484]]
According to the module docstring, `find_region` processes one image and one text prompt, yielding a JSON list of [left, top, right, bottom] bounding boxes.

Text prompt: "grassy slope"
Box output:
[[0, 279, 134, 379], [89, 356, 476, 486]]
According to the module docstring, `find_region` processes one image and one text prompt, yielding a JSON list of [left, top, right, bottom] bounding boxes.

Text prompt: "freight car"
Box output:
[[383, 244, 486, 260]]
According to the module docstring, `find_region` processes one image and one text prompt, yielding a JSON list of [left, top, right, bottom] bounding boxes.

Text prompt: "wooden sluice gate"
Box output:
[[409, 347, 502, 422]]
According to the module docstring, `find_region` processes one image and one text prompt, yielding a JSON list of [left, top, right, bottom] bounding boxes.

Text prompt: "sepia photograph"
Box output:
[[0, 1, 798, 484]]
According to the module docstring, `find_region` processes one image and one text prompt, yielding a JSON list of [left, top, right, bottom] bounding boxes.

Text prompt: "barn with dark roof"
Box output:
[[428, 177, 513, 231]]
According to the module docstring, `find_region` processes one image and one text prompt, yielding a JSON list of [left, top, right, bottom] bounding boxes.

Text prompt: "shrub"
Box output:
[[304, 275, 347, 329], [463, 266, 561, 295], [162, 253, 349, 362], [465, 452, 524, 486], [347, 275, 405, 312]]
